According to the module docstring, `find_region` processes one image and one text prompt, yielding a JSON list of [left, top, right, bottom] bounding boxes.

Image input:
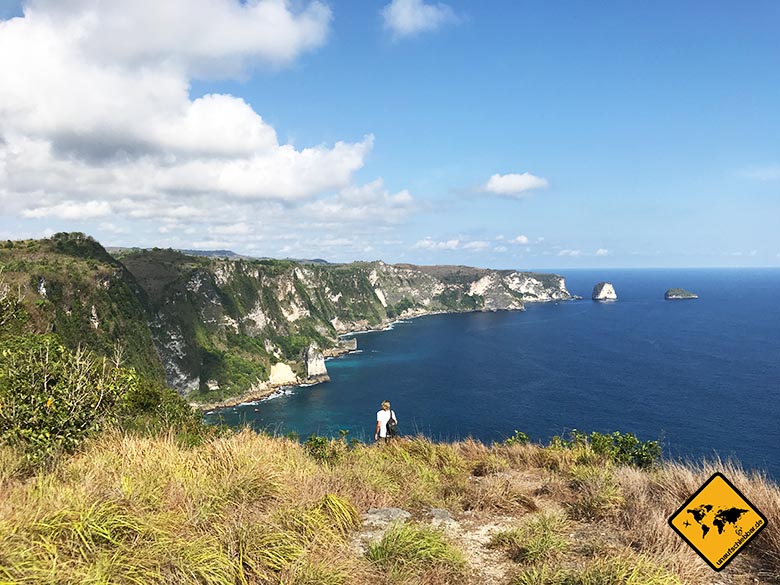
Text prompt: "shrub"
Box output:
[[118, 376, 210, 445], [0, 334, 138, 465], [504, 430, 530, 446], [550, 430, 662, 469]]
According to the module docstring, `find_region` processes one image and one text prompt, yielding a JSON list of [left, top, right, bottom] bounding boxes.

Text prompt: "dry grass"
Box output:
[[0, 430, 778, 584]]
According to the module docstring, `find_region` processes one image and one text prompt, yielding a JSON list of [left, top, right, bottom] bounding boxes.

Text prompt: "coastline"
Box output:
[[192, 299, 573, 412]]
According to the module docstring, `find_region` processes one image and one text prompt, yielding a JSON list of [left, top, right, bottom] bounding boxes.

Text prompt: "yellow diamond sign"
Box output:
[[669, 472, 767, 571]]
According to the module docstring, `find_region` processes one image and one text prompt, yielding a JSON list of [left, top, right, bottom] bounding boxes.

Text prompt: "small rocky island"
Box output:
[[664, 288, 698, 300], [592, 282, 617, 301]]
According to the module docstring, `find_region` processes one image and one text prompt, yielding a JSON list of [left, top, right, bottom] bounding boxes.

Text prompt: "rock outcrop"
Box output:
[[303, 342, 330, 383], [592, 282, 617, 301], [269, 363, 298, 386], [664, 288, 698, 300]]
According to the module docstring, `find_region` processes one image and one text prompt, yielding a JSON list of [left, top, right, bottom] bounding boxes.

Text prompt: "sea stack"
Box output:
[[664, 288, 698, 300], [592, 282, 617, 301], [303, 342, 330, 383]]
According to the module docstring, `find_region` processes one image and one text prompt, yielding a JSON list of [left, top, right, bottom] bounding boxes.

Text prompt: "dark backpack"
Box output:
[[386, 412, 398, 437]]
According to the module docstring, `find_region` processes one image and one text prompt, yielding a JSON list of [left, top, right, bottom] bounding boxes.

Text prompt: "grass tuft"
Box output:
[[489, 510, 570, 563], [566, 465, 623, 520], [365, 522, 466, 577]]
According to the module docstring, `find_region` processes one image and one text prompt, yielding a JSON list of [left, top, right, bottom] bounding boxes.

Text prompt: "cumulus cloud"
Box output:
[[300, 179, 416, 224], [21, 0, 331, 73], [0, 1, 393, 240], [557, 249, 582, 257], [463, 240, 489, 251], [382, 0, 457, 38], [483, 172, 549, 197], [414, 237, 459, 250], [22, 200, 112, 220], [596, 248, 609, 256], [511, 235, 529, 244]]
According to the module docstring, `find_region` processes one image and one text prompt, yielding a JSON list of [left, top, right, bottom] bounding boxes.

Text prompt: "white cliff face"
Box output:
[[592, 282, 617, 301], [469, 274, 499, 297], [244, 303, 268, 333], [304, 343, 329, 380], [281, 299, 309, 322], [503, 273, 571, 301], [374, 287, 388, 307], [269, 363, 298, 386]]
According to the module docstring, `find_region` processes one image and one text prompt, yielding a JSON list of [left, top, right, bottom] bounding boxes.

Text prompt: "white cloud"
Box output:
[[494, 246, 508, 253], [0, 2, 385, 234], [414, 237, 459, 250], [557, 249, 582, 257], [21, 0, 331, 73], [511, 235, 529, 244], [98, 222, 127, 234], [209, 222, 253, 236], [300, 179, 416, 224], [22, 200, 112, 219], [382, 0, 457, 38], [463, 240, 489, 251], [596, 248, 609, 256], [483, 172, 549, 197]]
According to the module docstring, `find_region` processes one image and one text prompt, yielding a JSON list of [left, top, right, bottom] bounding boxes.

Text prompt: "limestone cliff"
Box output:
[[0, 234, 574, 404], [118, 252, 573, 402]]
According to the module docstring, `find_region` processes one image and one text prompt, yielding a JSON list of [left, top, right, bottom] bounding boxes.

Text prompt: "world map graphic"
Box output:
[[686, 504, 749, 538]]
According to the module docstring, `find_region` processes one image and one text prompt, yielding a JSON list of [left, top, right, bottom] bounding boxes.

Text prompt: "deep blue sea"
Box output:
[[206, 269, 780, 479]]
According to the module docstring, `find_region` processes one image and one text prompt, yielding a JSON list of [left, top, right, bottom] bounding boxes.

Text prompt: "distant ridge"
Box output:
[[107, 246, 330, 264]]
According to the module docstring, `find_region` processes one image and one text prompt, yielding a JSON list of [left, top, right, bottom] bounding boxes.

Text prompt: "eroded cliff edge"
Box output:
[[119, 251, 572, 403], [0, 235, 573, 405]]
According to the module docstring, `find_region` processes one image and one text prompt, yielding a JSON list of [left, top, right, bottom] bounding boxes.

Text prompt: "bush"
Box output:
[[118, 376, 210, 445], [504, 430, 530, 446], [0, 334, 137, 465], [550, 430, 662, 469]]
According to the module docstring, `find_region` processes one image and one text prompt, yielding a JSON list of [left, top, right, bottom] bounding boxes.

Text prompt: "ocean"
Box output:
[[206, 268, 780, 479]]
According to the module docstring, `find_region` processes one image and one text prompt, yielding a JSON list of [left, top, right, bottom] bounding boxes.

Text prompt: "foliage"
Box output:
[[504, 429, 530, 446], [550, 429, 662, 469], [0, 335, 136, 465], [118, 376, 211, 445], [303, 432, 355, 465]]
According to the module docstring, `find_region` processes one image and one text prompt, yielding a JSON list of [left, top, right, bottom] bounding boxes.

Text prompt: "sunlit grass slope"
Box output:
[[1, 430, 778, 584]]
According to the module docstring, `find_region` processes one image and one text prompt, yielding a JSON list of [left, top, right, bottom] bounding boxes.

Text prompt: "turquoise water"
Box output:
[[207, 268, 780, 478]]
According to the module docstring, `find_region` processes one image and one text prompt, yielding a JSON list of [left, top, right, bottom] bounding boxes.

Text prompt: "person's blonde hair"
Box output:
[[381, 400, 390, 410]]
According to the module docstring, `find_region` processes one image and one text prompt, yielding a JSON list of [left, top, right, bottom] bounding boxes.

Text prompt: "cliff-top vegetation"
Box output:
[[1, 428, 778, 584]]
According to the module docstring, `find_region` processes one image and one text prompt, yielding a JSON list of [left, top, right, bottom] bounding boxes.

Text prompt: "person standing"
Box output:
[[375, 400, 397, 442]]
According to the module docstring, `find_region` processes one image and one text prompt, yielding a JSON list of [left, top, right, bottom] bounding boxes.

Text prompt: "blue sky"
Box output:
[[0, 0, 778, 268]]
